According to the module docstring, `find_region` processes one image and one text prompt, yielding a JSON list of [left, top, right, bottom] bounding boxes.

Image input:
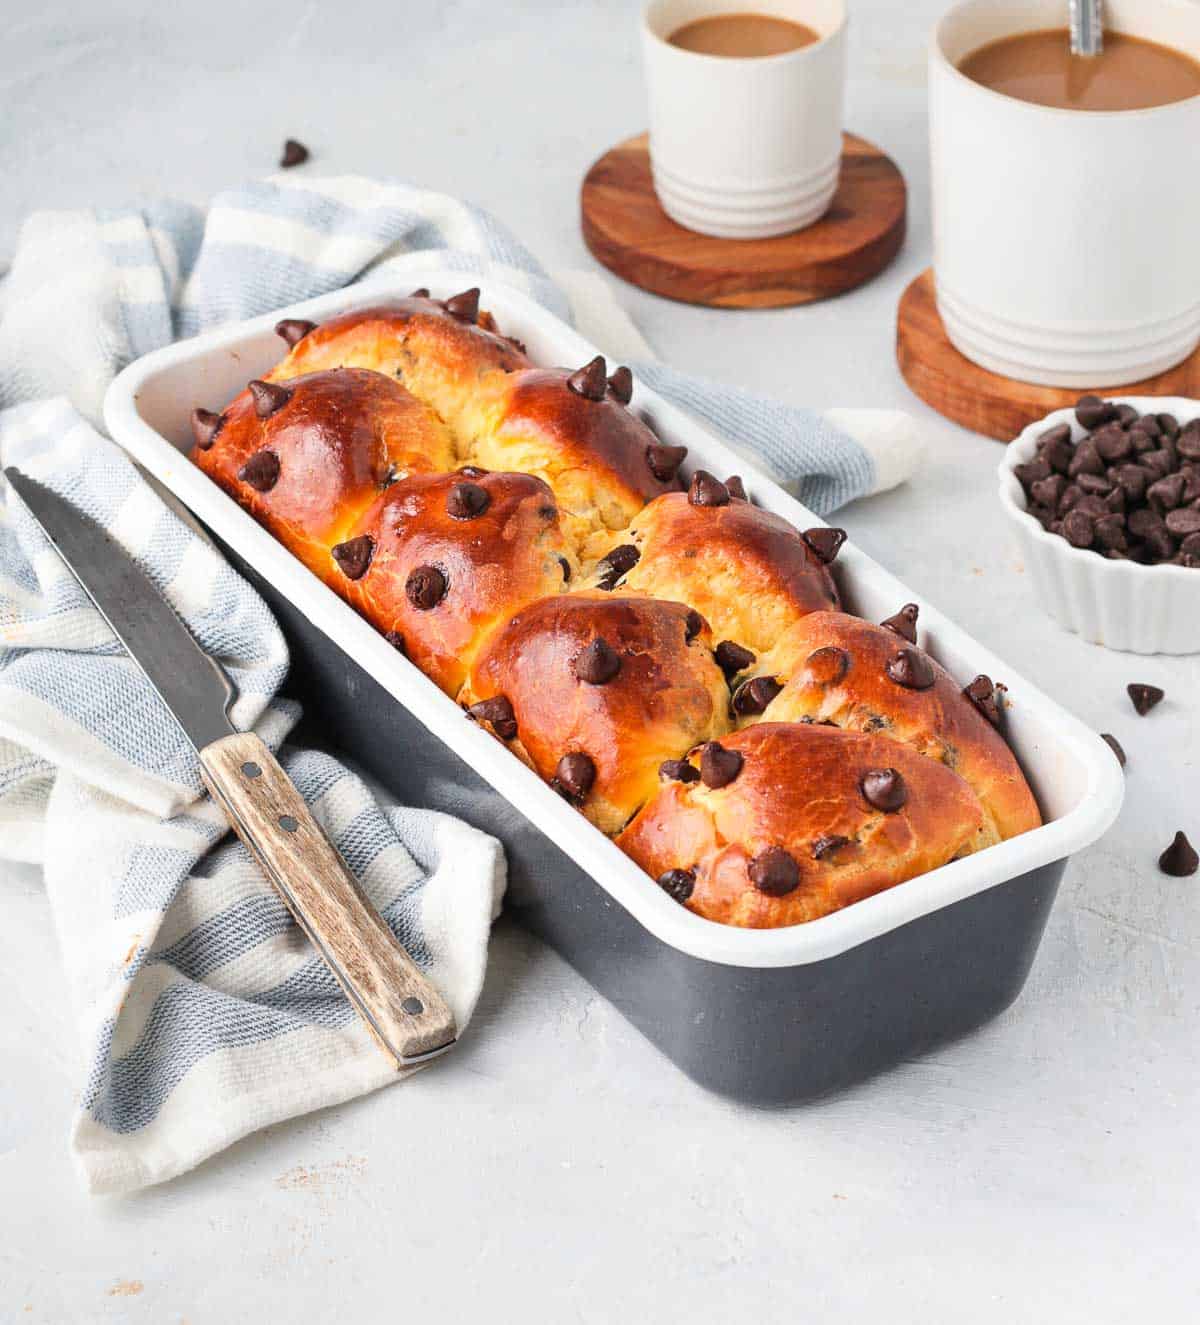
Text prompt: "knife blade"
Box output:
[[5, 468, 238, 751], [4, 467, 457, 1068]]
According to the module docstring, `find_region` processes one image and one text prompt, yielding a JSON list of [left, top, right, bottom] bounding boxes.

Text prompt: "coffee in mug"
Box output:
[[642, 0, 847, 239], [667, 12, 820, 58], [958, 28, 1200, 111], [929, 0, 1200, 388]]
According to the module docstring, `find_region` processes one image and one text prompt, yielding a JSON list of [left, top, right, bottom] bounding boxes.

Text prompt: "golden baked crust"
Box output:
[[464, 594, 729, 834], [745, 611, 1042, 842], [463, 367, 683, 560], [592, 490, 840, 654], [264, 291, 530, 434], [337, 468, 573, 697], [191, 367, 455, 584], [188, 296, 1044, 931], [267, 298, 672, 560], [617, 723, 991, 928]]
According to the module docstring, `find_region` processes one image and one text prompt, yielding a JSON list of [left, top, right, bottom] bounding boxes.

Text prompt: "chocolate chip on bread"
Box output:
[[618, 724, 990, 928]]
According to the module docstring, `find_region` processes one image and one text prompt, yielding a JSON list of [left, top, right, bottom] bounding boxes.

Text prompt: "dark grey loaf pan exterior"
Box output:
[[233, 542, 1064, 1105]]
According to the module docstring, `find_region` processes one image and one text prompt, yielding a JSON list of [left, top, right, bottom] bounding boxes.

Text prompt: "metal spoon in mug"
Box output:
[[1069, 0, 1103, 56]]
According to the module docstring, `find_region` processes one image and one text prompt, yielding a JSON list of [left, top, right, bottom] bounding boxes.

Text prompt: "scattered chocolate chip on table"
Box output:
[[280, 138, 310, 168], [1159, 831, 1199, 878], [1127, 683, 1165, 716]]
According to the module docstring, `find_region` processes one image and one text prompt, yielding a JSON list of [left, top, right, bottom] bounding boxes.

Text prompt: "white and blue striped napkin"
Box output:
[[0, 175, 921, 1196], [0, 394, 505, 1197]]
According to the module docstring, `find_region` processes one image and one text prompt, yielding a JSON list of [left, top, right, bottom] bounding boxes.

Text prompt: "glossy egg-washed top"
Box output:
[[191, 288, 1041, 929]]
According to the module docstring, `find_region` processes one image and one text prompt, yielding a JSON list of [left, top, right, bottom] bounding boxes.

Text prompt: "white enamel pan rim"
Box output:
[[103, 272, 1124, 970]]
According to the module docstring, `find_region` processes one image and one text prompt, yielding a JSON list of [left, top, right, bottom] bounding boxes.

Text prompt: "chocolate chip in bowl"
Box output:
[[998, 396, 1200, 653]]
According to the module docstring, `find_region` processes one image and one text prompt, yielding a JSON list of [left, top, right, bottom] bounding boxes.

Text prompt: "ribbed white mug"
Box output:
[[642, 0, 848, 240], [931, 0, 1200, 388]]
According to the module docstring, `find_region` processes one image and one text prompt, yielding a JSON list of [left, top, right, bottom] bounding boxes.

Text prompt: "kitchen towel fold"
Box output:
[[0, 175, 922, 1196]]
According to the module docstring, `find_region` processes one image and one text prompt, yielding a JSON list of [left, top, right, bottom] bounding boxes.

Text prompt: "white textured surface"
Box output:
[[1, 1, 1198, 1321]]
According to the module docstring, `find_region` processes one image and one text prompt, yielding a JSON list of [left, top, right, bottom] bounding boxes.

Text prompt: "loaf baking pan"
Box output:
[[104, 274, 1124, 1103]]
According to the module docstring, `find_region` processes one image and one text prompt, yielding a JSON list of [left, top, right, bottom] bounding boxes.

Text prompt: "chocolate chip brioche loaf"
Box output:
[[191, 287, 1041, 930]]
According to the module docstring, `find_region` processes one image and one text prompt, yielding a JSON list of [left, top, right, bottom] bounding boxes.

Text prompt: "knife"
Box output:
[[4, 467, 456, 1068]]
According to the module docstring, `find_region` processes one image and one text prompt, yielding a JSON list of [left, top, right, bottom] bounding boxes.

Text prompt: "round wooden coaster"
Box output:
[[580, 132, 906, 309], [897, 269, 1200, 441]]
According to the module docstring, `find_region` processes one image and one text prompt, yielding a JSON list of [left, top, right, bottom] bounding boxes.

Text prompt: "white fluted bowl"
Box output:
[[998, 397, 1200, 655]]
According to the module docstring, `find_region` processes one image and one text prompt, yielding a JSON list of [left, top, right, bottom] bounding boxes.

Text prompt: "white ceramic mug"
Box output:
[[930, 0, 1200, 388], [642, 0, 848, 240]]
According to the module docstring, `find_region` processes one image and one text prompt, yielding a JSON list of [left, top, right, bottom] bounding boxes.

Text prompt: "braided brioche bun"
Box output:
[[462, 361, 683, 561], [335, 468, 574, 696], [741, 611, 1041, 843], [265, 289, 530, 433], [463, 594, 729, 834], [587, 487, 839, 657], [191, 368, 454, 584], [617, 723, 991, 928]]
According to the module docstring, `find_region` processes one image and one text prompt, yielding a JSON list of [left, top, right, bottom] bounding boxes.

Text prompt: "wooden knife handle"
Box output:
[[198, 732, 457, 1068]]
